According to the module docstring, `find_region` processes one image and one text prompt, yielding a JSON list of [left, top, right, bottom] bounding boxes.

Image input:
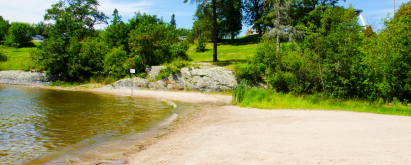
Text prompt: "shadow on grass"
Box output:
[[198, 59, 247, 67], [217, 34, 261, 46]]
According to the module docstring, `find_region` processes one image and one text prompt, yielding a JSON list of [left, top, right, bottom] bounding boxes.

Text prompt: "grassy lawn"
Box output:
[[187, 34, 260, 69], [0, 42, 40, 71]]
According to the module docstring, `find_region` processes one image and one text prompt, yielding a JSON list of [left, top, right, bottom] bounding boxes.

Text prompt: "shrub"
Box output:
[[196, 36, 206, 52], [234, 63, 265, 85], [0, 50, 7, 62]]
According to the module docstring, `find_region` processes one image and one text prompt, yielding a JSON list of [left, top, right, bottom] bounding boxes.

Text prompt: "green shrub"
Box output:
[[196, 36, 206, 52], [0, 50, 6, 62], [104, 46, 128, 79], [155, 66, 180, 80], [234, 63, 265, 85]]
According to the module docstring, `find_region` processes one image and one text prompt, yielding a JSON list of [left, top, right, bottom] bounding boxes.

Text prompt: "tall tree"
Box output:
[[184, 0, 219, 62], [220, 0, 243, 42], [34, 0, 109, 80], [44, 0, 108, 39], [264, 0, 302, 51], [170, 14, 177, 27]]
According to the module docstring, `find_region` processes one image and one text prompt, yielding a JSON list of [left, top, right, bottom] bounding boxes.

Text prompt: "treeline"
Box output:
[[236, 1, 411, 103], [1, 0, 189, 81]]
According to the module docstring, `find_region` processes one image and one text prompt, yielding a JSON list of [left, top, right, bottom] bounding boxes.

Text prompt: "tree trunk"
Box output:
[[212, 0, 218, 62], [276, 0, 281, 51], [231, 27, 235, 43]]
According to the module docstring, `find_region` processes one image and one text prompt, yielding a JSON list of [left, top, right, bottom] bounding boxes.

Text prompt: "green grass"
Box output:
[[187, 34, 260, 69], [233, 86, 411, 116], [0, 41, 41, 71]]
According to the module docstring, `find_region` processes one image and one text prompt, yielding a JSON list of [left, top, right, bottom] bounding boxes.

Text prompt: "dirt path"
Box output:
[[127, 106, 411, 164]]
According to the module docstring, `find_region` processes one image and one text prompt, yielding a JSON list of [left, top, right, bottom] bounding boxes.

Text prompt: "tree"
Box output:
[[112, 8, 122, 25], [101, 9, 130, 50], [33, 0, 109, 80], [220, 0, 243, 42], [264, 0, 302, 51], [170, 14, 177, 27], [244, 0, 265, 38], [0, 16, 10, 43], [7, 22, 34, 51], [184, 0, 219, 62], [44, 0, 109, 39]]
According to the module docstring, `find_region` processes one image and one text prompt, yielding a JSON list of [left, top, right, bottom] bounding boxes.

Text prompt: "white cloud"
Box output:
[[0, 0, 58, 24], [98, 0, 153, 18], [0, 0, 152, 25]]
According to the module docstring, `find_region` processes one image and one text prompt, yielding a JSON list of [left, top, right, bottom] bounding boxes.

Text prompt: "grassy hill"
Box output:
[[186, 34, 260, 69], [0, 42, 40, 71]]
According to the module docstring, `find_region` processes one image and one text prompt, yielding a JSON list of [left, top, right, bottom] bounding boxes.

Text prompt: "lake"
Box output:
[[0, 85, 176, 164]]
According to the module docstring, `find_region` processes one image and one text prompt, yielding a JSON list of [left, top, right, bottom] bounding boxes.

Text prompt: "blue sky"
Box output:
[[0, 0, 409, 36]]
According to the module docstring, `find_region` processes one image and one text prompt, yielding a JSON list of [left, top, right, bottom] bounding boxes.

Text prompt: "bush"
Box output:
[[234, 63, 265, 85], [196, 36, 206, 52], [155, 66, 180, 80], [0, 50, 7, 62]]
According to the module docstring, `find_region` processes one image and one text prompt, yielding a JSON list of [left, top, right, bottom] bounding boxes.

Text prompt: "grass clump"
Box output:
[[232, 82, 411, 116]]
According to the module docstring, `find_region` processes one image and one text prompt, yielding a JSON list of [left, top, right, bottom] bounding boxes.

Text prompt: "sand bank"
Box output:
[[88, 88, 411, 165]]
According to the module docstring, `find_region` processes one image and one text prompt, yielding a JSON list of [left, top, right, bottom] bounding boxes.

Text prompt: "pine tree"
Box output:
[[170, 14, 177, 27]]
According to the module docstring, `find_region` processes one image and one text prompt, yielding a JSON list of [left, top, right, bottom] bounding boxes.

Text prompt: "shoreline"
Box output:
[[3, 84, 411, 164]]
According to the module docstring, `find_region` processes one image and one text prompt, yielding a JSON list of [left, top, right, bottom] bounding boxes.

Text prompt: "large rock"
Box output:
[[112, 66, 238, 92], [0, 70, 54, 86]]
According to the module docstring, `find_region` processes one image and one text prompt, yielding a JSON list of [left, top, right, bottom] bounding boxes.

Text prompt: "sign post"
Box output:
[[130, 69, 135, 98]]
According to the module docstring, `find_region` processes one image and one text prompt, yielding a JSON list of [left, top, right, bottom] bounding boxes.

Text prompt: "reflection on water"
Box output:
[[0, 85, 172, 164]]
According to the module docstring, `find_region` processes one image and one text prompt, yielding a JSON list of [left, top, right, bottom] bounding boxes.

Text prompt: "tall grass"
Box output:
[[232, 83, 411, 116]]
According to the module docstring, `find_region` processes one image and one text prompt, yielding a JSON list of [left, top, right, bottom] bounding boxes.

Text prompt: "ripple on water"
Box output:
[[0, 85, 174, 164]]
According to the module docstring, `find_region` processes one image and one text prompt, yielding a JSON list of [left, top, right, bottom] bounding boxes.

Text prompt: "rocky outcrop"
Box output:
[[112, 66, 237, 92], [0, 70, 54, 86]]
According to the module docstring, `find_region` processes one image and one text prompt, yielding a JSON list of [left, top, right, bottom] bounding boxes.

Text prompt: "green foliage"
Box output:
[[360, 2, 411, 101], [100, 9, 130, 50], [103, 46, 128, 79], [0, 16, 10, 43], [155, 59, 191, 80], [128, 13, 185, 72], [0, 49, 7, 62], [44, 0, 108, 39], [219, 0, 243, 41], [5, 22, 34, 49], [155, 66, 181, 80], [170, 14, 176, 27], [234, 62, 264, 84], [196, 36, 207, 52]]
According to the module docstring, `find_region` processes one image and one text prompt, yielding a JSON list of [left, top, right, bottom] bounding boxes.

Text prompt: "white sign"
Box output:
[[130, 69, 135, 74]]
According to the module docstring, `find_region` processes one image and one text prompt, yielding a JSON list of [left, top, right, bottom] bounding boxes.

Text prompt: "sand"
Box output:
[[91, 88, 411, 165]]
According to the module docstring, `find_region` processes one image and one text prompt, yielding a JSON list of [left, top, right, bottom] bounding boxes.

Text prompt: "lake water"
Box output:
[[0, 85, 175, 164]]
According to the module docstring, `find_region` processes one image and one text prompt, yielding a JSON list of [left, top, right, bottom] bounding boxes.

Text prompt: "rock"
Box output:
[[0, 70, 54, 86], [146, 66, 165, 80], [112, 66, 238, 92]]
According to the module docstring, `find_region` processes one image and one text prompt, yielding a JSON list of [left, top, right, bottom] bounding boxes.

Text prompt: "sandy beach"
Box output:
[[87, 88, 411, 165]]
